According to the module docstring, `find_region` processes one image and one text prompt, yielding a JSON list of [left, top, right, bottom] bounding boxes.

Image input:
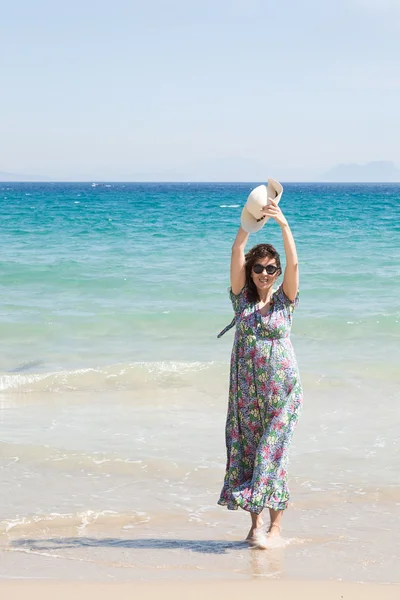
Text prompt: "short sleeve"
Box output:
[[229, 286, 248, 317], [273, 284, 299, 313], [217, 287, 249, 338]]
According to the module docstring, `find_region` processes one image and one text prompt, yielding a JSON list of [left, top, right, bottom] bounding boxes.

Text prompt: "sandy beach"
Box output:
[[1, 580, 399, 600]]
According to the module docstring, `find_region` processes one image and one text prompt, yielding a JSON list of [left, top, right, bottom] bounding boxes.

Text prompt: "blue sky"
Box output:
[[1, 0, 399, 181]]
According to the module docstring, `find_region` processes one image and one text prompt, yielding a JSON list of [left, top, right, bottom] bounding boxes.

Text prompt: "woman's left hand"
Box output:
[[261, 198, 288, 227]]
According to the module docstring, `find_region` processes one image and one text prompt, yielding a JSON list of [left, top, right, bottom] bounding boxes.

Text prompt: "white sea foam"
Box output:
[[0, 509, 150, 535], [0, 361, 222, 393]]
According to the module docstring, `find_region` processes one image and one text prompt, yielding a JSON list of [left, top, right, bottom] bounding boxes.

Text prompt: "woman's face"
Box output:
[[251, 256, 280, 292]]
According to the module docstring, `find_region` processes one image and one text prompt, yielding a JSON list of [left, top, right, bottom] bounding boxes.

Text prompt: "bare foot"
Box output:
[[245, 528, 258, 542], [247, 527, 269, 549], [267, 523, 281, 538], [247, 523, 282, 550], [245, 520, 264, 543]]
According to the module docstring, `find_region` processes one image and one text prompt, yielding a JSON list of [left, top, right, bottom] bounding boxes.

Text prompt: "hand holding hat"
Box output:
[[260, 195, 288, 228], [240, 178, 283, 233]]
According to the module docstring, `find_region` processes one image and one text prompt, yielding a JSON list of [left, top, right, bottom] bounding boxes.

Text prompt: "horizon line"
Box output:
[[1, 180, 400, 185]]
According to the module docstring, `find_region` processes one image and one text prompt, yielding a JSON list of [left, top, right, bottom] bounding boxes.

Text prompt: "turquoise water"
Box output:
[[0, 183, 400, 384], [0, 182, 398, 379]]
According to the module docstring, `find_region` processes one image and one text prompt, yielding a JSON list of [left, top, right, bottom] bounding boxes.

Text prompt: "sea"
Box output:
[[0, 182, 399, 582]]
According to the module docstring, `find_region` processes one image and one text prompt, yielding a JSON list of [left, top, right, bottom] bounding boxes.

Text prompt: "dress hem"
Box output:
[[217, 496, 289, 514]]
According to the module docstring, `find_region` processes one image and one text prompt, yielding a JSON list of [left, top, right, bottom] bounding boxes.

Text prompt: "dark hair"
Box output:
[[245, 243, 282, 303]]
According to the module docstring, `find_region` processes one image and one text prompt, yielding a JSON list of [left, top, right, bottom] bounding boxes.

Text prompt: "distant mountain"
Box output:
[[323, 161, 400, 182], [0, 171, 51, 182]]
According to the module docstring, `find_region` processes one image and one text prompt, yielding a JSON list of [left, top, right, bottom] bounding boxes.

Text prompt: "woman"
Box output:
[[217, 196, 303, 549]]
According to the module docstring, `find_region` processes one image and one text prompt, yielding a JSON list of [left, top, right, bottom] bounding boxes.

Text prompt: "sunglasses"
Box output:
[[252, 263, 279, 275]]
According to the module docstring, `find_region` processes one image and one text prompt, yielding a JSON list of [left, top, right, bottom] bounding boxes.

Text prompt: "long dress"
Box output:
[[217, 284, 303, 514]]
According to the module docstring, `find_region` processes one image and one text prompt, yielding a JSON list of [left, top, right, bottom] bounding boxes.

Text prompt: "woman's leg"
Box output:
[[268, 508, 283, 537], [246, 511, 264, 540]]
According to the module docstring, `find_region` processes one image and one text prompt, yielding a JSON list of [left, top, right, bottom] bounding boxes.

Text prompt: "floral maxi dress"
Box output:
[[218, 284, 303, 514]]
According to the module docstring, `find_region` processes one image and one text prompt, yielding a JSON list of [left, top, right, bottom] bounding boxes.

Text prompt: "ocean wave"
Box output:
[[1, 359, 396, 394], [219, 204, 240, 208], [0, 361, 227, 393], [0, 509, 150, 535]]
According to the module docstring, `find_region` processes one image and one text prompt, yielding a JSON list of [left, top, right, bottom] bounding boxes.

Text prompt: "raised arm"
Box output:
[[261, 198, 299, 301], [230, 226, 249, 295], [280, 222, 299, 301]]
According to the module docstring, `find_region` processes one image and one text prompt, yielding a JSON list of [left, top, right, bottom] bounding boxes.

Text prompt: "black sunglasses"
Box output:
[[252, 263, 279, 275]]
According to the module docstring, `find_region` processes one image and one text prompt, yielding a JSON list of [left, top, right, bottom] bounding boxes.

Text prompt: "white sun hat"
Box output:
[[240, 178, 283, 233]]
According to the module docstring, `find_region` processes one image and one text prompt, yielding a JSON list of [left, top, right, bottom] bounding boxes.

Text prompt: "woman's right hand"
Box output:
[[261, 198, 288, 228]]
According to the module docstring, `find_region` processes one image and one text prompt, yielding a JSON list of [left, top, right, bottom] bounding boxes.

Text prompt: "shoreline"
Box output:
[[1, 580, 399, 600]]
